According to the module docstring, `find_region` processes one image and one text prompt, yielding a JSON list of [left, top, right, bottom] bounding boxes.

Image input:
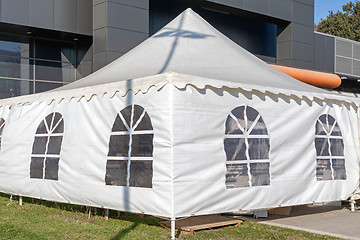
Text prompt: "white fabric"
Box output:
[[0, 80, 358, 218], [57, 9, 339, 96], [0, 9, 359, 219]]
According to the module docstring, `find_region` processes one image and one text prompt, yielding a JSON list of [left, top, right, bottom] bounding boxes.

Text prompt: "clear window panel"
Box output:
[[47, 136, 63, 154], [225, 116, 243, 135], [132, 105, 145, 127], [332, 159, 346, 180], [226, 163, 249, 188], [45, 112, 54, 127], [30, 157, 44, 179], [248, 138, 270, 159], [32, 137, 48, 154], [331, 124, 342, 136], [35, 60, 75, 82], [108, 135, 130, 157], [231, 106, 245, 121], [315, 138, 329, 156], [52, 113, 62, 128], [44, 157, 59, 180], [250, 117, 268, 135], [35, 81, 63, 93], [131, 134, 154, 157], [318, 114, 327, 124], [120, 106, 132, 128], [129, 160, 153, 188], [224, 138, 246, 161], [134, 112, 153, 131], [250, 162, 270, 186], [246, 106, 259, 122], [316, 159, 332, 180], [105, 160, 127, 186], [330, 139, 344, 156], [52, 119, 64, 133], [328, 115, 335, 126], [315, 122, 326, 135], [112, 115, 128, 132], [36, 120, 48, 134], [0, 78, 34, 99]]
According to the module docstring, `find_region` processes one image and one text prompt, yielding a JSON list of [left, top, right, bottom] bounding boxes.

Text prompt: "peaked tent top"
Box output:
[[57, 8, 332, 95]]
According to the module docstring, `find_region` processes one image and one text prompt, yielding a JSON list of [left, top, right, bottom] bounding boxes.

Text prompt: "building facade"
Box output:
[[0, 0, 358, 99]]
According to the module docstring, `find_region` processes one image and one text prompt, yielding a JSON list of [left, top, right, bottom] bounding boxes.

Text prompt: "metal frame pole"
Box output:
[[171, 218, 176, 240]]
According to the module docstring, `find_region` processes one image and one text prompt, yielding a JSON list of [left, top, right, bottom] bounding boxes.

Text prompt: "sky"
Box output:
[[315, 0, 352, 24]]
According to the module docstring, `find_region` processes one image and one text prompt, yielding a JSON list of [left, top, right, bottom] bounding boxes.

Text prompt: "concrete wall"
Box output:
[[93, 0, 149, 71], [0, 0, 92, 36], [275, 0, 315, 69], [314, 32, 335, 74]]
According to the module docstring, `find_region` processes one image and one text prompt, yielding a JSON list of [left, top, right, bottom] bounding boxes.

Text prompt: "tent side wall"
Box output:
[[0, 84, 174, 218], [171, 84, 360, 218]]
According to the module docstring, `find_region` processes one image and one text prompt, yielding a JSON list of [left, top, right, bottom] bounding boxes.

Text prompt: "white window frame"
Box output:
[[31, 112, 64, 180], [315, 114, 345, 181], [107, 104, 154, 187], [224, 105, 270, 188]]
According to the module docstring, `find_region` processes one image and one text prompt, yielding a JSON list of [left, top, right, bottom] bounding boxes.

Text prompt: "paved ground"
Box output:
[[238, 204, 360, 240]]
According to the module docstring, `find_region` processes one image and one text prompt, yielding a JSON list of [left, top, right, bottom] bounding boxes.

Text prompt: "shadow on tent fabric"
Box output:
[[155, 11, 214, 74]]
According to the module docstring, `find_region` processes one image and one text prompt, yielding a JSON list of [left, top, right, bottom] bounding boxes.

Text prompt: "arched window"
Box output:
[[0, 118, 5, 151], [315, 114, 346, 180], [30, 112, 64, 180], [106, 105, 153, 188], [224, 106, 270, 189]]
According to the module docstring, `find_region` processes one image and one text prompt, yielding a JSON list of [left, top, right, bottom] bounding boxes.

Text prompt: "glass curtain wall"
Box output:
[[0, 34, 76, 99]]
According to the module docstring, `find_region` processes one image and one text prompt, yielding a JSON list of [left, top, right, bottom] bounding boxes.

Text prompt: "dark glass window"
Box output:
[[0, 118, 5, 151], [35, 40, 75, 63], [0, 78, 34, 98], [315, 114, 346, 181], [0, 33, 76, 99], [224, 106, 270, 189], [30, 112, 64, 180], [106, 105, 154, 188], [149, 0, 277, 58]]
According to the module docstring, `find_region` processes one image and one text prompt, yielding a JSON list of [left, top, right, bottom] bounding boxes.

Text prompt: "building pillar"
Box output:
[[93, 0, 149, 71]]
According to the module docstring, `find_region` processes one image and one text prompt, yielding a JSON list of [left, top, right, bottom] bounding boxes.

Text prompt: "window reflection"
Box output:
[[0, 78, 34, 98], [35, 82, 63, 93], [0, 33, 76, 99]]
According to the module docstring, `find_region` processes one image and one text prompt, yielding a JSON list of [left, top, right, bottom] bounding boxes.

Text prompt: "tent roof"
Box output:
[[56, 9, 336, 95], [0, 8, 358, 107]]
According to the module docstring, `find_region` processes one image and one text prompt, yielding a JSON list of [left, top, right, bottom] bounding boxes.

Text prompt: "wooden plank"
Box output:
[[160, 215, 242, 234], [268, 207, 292, 216]]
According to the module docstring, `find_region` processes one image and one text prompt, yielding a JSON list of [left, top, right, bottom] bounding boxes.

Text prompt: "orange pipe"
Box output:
[[269, 64, 341, 89]]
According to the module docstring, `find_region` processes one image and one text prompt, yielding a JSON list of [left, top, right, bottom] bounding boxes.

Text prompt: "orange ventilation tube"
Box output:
[[269, 64, 342, 89]]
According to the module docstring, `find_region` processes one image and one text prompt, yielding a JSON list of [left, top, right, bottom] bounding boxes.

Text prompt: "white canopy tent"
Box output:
[[0, 9, 359, 236]]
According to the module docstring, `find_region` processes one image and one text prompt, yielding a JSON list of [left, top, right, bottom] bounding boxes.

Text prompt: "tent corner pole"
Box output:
[[350, 200, 356, 212], [171, 217, 176, 240]]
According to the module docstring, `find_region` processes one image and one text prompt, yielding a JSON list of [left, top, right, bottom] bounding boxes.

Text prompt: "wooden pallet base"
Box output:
[[160, 215, 242, 235]]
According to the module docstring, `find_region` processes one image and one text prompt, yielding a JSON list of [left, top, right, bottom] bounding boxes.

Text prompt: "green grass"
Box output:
[[0, 193, 339, 239]]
